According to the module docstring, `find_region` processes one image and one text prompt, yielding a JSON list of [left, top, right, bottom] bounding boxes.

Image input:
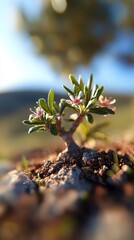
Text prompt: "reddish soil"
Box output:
[[0, 142, 133, 240], [25, 142, 134, 187]]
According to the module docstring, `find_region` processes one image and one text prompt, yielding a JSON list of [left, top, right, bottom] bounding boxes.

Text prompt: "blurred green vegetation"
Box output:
[[18, 0, 134, 73], [0, 91, 133, 160]]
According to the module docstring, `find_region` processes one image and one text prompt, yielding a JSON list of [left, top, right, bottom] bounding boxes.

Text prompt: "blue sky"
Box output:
[[0, 0, 134, 94], [0, 0, 63, 92]]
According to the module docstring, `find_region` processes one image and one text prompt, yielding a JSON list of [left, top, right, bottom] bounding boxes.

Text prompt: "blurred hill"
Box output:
[[0, 91, 65, 116], [0, 91, 134, 159], [0, 90, 133, 115]]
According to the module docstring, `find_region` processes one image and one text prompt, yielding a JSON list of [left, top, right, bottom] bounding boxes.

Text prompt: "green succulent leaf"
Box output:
[[59, 100, 66, 115], [37, 128, 46, 133], [48, 89, 54, 113], [84, 85, 88, 95], [90, 107, 115, 115], [53, 101, 60, 113], [85, 113, 94, 124], [50, 123, 58, 136], [87, 74, 93, 91], [69, 74, 80, 87], [23, 120, 32, 125], [86, 98, 97, 109], [92, 84, 99, 97], [63, 85, 74, 95], [38, 98, 49, 113], [78, 76, 84, 93], [85, 90, 92, 106], [74, 85, 80, 95], [28, 126, 41, 134], [95, 86, 104, 99], [23, 120, 44, 125]]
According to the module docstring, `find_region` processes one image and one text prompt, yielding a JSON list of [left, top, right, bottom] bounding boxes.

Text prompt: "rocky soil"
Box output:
[[0, 142, 134, 240]]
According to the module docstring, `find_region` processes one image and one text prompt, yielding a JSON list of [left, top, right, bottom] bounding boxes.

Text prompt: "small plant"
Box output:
[[23, 74, 116, 159]]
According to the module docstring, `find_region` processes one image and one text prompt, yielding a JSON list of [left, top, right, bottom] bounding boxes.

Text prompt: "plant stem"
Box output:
[[58, 131, 81, 160], [56, 113, 84, 152], [69, 113, 84, 135]]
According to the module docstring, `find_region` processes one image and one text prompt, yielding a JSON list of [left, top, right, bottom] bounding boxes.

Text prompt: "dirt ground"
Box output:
[[0, 141, 134, 240]]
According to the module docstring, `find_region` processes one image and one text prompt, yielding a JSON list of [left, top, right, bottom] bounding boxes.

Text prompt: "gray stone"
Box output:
[[0, 170, 37, 205], [82, 149, 98, 161], [45, 166, 92, 191], [0, 161, 13, 176]]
